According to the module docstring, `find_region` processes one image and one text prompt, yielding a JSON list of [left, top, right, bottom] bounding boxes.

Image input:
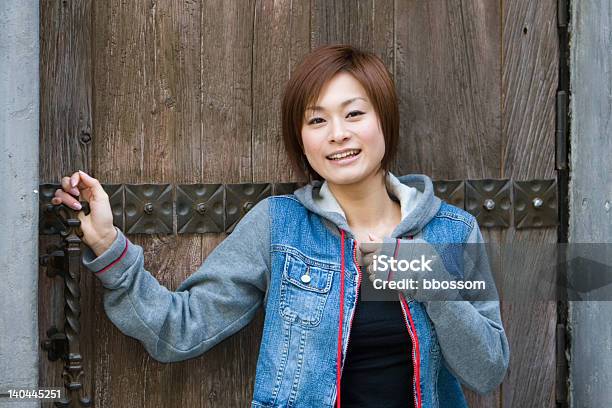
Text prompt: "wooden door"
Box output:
[[39, 0, 559, 406]]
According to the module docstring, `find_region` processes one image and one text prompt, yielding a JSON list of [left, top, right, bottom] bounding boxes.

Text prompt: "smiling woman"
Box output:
[[281, 45, 399, 185], [51, 44, 508, 408]]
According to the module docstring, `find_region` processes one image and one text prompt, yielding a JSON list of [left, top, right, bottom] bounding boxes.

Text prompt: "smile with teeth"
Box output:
[[327, 149, 361, 160]]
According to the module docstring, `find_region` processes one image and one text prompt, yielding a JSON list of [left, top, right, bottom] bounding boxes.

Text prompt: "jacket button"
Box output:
[[300, 274, 311, 284]]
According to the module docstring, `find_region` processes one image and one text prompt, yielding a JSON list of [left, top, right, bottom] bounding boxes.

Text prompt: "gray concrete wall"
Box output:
[[568, 0, 612, 406], [0, 0, 40, 406]]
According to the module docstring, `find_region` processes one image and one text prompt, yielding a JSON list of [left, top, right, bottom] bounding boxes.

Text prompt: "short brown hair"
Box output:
[[281, 44, 399, 182]]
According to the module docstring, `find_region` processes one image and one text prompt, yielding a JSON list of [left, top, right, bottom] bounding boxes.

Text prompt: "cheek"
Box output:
[[354, 118, 385, 148], [301, 129, 323, 156]]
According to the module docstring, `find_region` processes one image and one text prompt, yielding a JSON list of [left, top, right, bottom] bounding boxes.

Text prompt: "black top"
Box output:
[[340, 277, 414, 408]]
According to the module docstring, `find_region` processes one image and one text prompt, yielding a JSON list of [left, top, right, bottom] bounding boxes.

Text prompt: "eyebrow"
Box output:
[[306, 97, 367, 113]]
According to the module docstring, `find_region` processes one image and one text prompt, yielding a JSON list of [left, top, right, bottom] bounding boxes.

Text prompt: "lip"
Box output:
[[327, 149, 361, 166]]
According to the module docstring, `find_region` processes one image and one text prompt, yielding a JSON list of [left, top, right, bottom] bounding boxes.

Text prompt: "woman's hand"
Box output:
[[51, 170, 117, 256], [358, 234, 460, 303], [357, 233, 383, 281]]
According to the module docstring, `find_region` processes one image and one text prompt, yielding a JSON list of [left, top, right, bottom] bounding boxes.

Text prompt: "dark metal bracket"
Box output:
[[39, 178, 558, 234]]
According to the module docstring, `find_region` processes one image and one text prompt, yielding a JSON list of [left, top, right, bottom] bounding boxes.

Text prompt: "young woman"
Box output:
[[52, 45, 509, 408]]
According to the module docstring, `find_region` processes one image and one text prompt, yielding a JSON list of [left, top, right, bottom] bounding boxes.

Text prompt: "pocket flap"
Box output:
[[283, 253, 334, 293]]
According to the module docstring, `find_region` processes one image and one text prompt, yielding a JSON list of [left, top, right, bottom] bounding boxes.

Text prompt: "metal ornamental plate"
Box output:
[[124, 184, 173, 234], [433, 180, 465, 209], [466, 179, 512, 227], [101, 184, 124, 230], [176, 184, 224, 234], [513, 179, 558, 229], [225, 183, 272, 233]]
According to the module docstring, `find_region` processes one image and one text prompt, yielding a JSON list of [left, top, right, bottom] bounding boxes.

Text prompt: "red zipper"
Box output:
[[335, 232, 363, 408], [396, 237, 422, 408], [399, 293, 422, 408], [344, 238, 363, 367]]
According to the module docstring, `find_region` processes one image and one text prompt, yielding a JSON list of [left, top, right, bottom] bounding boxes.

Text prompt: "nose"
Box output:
[[329, 117, 352, 143]]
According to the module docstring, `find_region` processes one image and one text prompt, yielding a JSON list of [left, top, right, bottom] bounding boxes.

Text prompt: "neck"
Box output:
[[327, 168, 399, 232]]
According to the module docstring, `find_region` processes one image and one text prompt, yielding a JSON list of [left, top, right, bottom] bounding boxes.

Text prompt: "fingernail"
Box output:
[[71, 177, 77, 187], [72, 202, 82, 210], [70, 187, 80, 196]]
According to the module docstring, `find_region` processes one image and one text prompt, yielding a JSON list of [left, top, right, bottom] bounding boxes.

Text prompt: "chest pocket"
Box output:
[[279, 251, 335, 328]]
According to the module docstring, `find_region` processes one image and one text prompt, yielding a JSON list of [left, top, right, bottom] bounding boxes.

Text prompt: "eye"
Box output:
[[346, 110, 364, 118], [307, 117, 325, 125]]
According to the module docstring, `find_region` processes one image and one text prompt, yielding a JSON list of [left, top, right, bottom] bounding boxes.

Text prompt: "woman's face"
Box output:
[[300, 72, 385, 185]]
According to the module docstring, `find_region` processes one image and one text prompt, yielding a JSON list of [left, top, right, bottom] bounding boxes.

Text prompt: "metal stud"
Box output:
[[532, 197, 544, 208], [466, 179, 512, 227], [483, 198, 496, 211], [513, 180, 558, 229]]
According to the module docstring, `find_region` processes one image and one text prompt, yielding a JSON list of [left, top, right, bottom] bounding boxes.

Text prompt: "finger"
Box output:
[[76, 170, 107, 198], [368, 233, 383, 241], [362, 252, 377, 267], [359, 241, 381, 254], [60, 176, 80, 196], [70, 171, 80, 188], [54, 189, 82, 210]]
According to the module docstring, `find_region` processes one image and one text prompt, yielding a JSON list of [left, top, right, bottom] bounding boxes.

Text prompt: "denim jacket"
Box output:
[[82, 173, 509, 408]]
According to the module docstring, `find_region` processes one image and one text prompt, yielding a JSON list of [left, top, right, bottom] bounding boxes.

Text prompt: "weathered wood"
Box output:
[[39, 0, 562, 406], [310, 0, 394, 72], [501, 0, 558, 406], [395, 0, 501, 180], [568, 0, 612, 405], [252, 0, 310, 182], [39, 0, 95, 406], [396, 2, 502, 405]]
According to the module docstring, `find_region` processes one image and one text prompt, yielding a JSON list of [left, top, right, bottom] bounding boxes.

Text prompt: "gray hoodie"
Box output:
[[82, 172, 509, 393]]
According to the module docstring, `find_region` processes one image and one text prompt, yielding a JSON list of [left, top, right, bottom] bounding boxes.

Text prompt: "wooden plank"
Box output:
[[92, 0, 257, 406], [39, 0, 95, 406], [172, 0, 258, 405], [252, 0, 310, 182], [501, 0, 558, 406], [395, 0, 501, 180], [568, 0, 612, 405], [310, 0, 394, 71], [92, 0, 155, 406], [396, 2, 502, 406]]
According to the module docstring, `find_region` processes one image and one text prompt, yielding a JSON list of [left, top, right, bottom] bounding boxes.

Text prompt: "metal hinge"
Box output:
[[556, 90, 568, 171], [556, 323, 568, 406], [557, 0, 568, 28]]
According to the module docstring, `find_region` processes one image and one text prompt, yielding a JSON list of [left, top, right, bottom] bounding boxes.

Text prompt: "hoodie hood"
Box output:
[[293, 172, 442, 240]]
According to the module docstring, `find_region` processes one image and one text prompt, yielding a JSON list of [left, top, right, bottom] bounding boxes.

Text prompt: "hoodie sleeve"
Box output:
[[81, 197, 271, 363], [423, 219, 510, 395]]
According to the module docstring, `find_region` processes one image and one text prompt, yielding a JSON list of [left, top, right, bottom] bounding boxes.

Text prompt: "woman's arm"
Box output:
[[423, 220, 510, 395], [82, 198, 271, 363]]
